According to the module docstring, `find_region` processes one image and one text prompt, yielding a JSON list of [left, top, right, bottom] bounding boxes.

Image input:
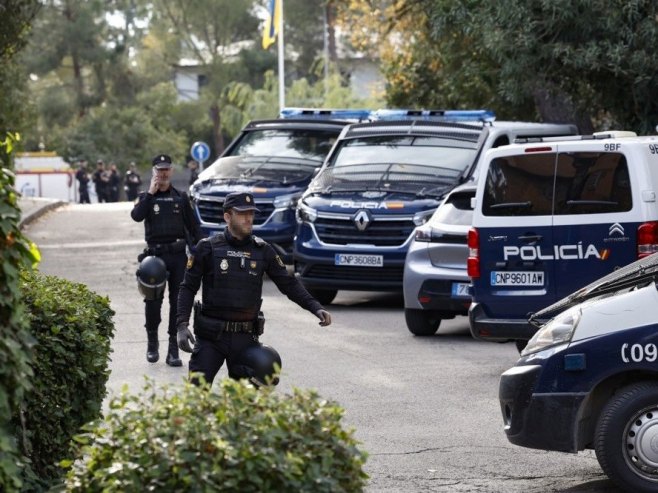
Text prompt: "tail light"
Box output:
[[467, 227, 480, 278], [638, 222, 658, 258]]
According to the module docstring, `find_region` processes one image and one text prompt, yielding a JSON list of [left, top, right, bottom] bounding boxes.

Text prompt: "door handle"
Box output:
[[518, 234, 543, 242]]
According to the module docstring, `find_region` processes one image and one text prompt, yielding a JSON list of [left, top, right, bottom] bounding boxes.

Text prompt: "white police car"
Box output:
[[468, 131, 658, 348], [500, 252, 658, 492]]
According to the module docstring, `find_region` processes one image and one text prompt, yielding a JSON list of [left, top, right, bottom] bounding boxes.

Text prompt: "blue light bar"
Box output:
[[372, 109, 496, 122], [279, 107, 372, 121]]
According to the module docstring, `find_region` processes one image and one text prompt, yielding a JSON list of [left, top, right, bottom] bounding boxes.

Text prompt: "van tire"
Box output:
[[594, 382, 658, 493], [405, 309, 440, 336], [306, 288, 337, 305]]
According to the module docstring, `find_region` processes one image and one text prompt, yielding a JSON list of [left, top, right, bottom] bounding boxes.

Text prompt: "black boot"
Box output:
[[166, 339, 182, 367], [146, 331, 159, 363]]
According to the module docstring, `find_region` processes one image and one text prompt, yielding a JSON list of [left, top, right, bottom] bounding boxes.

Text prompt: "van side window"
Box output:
[[482, 154, 556, 216], [553, 153, 632, 215]]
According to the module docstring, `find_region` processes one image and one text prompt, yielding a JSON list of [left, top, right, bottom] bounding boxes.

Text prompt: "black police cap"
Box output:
[[223, 192, 260, 212], [152, 154, 172, 169]]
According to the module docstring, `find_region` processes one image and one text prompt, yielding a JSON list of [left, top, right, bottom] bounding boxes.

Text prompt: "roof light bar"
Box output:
[[372, 109, 496, 122], [279, 107, 372, 121]]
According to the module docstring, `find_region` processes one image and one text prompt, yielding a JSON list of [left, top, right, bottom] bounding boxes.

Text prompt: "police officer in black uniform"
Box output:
[[175, 191, 332, 386], [131, 154, 201, 366]]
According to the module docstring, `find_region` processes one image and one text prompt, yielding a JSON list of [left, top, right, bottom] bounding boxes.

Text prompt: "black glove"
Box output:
[[177, 323, 195, 353]]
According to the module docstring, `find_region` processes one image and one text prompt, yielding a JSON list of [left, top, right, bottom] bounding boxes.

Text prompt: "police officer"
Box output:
[[124, 161, 142, 201], [175, 191, 332, 386], [131, 154, 201, 366]]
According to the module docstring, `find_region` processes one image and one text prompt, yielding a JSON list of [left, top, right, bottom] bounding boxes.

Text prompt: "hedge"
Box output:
[[65, 379, 369, 492], [14, 270, 115, 489]]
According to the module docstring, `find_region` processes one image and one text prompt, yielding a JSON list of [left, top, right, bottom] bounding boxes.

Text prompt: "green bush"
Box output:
[[0, 163, 38, 492], [65, 379, 369, 492], [14, 270, 115, 487]]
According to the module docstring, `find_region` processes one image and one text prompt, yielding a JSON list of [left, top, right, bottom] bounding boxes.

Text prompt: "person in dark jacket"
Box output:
[[176, 191, 332, 386], [75, 160, 90, 204], [124, 162, 142, 201], [131, 154, 201, 366]]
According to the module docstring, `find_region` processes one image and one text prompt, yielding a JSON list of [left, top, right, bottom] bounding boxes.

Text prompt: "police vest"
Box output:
[[206, 234, 267, 310], [145, 189, 187, 243]]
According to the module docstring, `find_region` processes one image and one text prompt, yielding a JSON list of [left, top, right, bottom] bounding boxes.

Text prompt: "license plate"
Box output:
[[335, 253, 383, 267], [451, 282, 471, 297], [491, 271, 544, 286]]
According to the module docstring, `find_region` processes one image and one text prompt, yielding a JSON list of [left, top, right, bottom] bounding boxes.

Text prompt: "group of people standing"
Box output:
[[74, 159, 143, 203]]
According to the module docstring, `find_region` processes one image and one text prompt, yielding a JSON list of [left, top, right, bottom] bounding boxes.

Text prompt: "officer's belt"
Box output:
[[194, 309, 256, 339], [145, 238, 186, 255]]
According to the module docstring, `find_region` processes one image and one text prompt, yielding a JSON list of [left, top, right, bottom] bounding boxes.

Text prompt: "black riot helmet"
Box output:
[[230, 344, 282, 387], [136, 256, 167, 300]]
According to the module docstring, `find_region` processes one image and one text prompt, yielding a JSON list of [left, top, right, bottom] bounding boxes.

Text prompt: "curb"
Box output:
[[19, 200, 65, 230]]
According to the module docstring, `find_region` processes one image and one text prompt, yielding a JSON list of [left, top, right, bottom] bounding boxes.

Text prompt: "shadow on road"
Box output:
[[557, 478, 622, 492]]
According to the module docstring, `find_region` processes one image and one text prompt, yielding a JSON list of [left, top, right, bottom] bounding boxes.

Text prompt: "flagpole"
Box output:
[[277, 0, 285, 112]]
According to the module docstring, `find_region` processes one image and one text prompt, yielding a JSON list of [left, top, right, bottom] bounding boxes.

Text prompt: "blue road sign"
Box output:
[[191, 141, 210, 163]]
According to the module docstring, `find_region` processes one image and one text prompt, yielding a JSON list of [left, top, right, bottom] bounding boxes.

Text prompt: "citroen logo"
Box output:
[[353, 209, 372, 231], [609, 223, 625, 236]]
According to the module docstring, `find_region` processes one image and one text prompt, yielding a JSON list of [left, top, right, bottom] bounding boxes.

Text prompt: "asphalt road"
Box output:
[[23, 202, 624, 493]]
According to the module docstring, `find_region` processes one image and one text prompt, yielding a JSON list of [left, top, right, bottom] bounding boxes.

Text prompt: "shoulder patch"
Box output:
[[186, 255, 194, 269], [275, 255, 285, 268]]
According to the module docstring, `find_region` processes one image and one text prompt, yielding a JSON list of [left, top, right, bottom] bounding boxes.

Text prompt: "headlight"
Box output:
[[296, 202, 317, 224], [414, 226, 432, 242], [273, 192, 302, 209], [413, 208, 436, 226], [522, 308, 581, 356]]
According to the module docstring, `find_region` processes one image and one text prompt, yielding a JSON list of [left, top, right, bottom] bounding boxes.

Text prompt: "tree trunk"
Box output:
[[533, 86, 593, 134], [209, 102, 224, 155], [326, 2, 338, 62], [64, 3, 86, 118]]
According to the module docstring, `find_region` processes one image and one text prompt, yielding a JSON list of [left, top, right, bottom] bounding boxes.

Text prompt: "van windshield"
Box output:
[[199, 156, 317, 184], [329, 136, 477, 172], [228, 129, 338, 162]]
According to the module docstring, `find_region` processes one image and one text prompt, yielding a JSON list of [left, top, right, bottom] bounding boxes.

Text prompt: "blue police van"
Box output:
[[189, 109, 370, 261], [294, 110, 577, 304], [468, 132, 658, 348], [500, 252, 658, 493]]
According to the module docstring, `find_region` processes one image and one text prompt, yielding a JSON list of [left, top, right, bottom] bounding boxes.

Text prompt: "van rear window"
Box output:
[[483, 152, 632, 216]]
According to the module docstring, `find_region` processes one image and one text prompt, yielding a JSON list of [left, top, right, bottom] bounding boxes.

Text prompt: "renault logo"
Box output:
[[353, 209, 372, 231]]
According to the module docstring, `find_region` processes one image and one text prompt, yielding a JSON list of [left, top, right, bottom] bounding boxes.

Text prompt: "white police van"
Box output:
[[468, 131, 658, 348], [500, 252, 658, 492]]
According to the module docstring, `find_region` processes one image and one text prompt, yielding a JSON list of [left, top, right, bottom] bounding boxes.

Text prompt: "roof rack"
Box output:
[[372, 109, 495, 123], [514, 130, 637, 144], [279, 107, 372, 121]]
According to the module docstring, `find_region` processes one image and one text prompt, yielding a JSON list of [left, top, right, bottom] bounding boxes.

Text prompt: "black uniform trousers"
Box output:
[[189, 332, 259, 385], [144, 250, 187, 339]]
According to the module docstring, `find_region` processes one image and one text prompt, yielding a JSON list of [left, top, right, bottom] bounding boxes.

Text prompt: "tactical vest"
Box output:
[[145, 189, 187, 243], [205, 234, 267, 310]]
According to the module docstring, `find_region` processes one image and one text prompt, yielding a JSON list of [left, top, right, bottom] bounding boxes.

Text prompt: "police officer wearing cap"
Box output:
[[175, 191, 332, 386], [131, 154, 201, 366]]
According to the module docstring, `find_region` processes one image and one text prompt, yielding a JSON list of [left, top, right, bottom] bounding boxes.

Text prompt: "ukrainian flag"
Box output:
[[262, 0, 281, 49]]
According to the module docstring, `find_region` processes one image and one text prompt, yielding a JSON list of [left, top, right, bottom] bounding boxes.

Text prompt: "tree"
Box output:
[[153, 0, 261, 154]]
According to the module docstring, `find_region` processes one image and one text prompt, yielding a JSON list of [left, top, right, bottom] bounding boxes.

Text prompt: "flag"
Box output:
[[262, 0, 281, 49]]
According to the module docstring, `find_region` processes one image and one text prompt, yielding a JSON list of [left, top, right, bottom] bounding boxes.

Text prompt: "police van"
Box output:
[[499, 252, 658, 493], [468, 132, 658, 348], [189, 108, 370, 261], [293, 110, 577, 304]]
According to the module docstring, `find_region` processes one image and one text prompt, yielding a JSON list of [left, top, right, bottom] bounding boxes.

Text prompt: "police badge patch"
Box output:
[[186, 256, 194, 269], [220, 259, 229, 271], [275, 255, 285, 267]]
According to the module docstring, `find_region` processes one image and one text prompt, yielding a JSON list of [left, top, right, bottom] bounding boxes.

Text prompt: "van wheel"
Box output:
[[404, 309, 440, 336], [306, 288, 337, 305], [595, 382, 658, 493]]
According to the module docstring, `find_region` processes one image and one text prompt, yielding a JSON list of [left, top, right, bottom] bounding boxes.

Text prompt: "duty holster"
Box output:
[[192, 301, 265, 340]]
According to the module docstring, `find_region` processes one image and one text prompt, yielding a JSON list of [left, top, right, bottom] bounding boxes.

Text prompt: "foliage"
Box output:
[[0, 133, 40, 492], [13, 270, 115, 488], [65, 379, 369, 492]]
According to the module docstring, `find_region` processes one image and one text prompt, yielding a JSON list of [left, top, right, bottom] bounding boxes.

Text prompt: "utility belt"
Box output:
[[193, 301, 265, 340], [138, 239, 186, 261]]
